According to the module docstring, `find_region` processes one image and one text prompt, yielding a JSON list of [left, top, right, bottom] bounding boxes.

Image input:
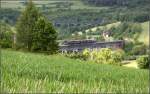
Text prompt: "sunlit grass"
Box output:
[[1, 50, 149, 93], [122, 60, 138, 69]]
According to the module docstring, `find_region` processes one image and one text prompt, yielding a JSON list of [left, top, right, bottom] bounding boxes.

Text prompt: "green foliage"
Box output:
[[82, 48, 125, 65], [95, 48, 112, 64], [138, 21, 149, 46], [110, 49, 125, 65], [124, 41, 148, 56], [82, 48, 90, 59], [0, 22, 13, 48], [32, 17, 58, 54], [16, 0, 58, 54], [65, 52, 85, 60], [131, 44, 147, 55], [16, 0, 40, 51], [111, 22, 142, 39], [109, 22, 147, 55], [1, 50, 149, 93], [137, 55, 149, 69]]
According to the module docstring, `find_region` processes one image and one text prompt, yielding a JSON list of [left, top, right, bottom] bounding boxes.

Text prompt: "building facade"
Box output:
[[59, 40, 124, 53]]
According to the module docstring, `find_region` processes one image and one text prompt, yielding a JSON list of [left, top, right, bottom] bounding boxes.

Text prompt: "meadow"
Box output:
[[1, 50, 149, 93]]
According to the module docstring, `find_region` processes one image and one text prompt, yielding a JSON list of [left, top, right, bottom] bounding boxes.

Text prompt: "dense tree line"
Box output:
[[82, 0, 150, 7], [83, 0, 128, 6], [113, 8, 149, 22]]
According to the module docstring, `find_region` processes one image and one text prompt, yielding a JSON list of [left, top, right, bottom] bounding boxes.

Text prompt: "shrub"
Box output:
[[0, 39, 12, 48], [137, 55, 149, 69], [131, 44, 147, 55], [82, 48, 90, 60], [95, 48, 112, 64], [65, 48, 125, 65], [65, 52, 85, 60], [0, 22, 13, 48], [82, 48, 125, 65], [110, 49, 125, 65]]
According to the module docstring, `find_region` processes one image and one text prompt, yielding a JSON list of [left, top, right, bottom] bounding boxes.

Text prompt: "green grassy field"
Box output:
[[1, 50, 149, 93]]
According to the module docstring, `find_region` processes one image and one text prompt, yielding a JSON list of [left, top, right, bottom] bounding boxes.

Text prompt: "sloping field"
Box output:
[[1, 50, 149, 93]]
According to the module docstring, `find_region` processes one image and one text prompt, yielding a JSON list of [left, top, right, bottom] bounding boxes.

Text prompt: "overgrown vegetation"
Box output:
[[137, 55, 149, 69], [1, 50, 149, 93]]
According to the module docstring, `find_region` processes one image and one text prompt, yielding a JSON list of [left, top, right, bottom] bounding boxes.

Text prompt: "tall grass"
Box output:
[[1, 50, 149, 93]]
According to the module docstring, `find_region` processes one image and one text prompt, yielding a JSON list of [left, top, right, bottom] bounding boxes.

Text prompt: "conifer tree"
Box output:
[[32, 17, 58, 54], [16, 0, 40, 51], [16, 0, 58, 54]]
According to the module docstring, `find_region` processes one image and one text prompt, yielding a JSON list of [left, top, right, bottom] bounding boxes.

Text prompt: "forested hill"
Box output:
[[1, 0, 149, 39], [82, 0, 150, 7]]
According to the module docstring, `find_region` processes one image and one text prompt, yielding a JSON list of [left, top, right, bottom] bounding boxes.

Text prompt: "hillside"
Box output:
[[82, 0, 150, 7], [85, 21, 121, 32], [138, 21, 149, 46], [1, 0, 149, 39], [85, 21, 149, 45], [1, 0, 108, 10], [1, 50, 149, 93]]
